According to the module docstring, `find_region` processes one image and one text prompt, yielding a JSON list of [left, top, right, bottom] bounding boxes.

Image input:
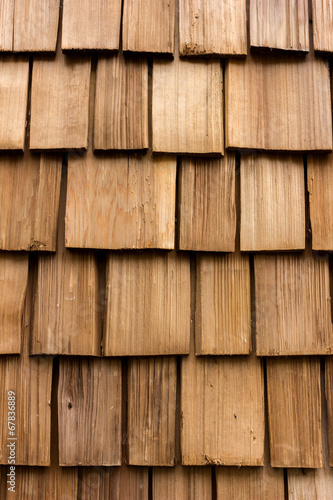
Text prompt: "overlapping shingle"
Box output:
[[153, 466, 212, 499], [13, 466, 78, 499], [312, 0, 333, 52]]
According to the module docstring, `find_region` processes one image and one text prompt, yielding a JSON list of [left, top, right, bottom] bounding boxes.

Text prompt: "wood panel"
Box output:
[[179, 154, 236, 251], [153, 56, 223, 154], [312, 0, 333, 52], [13, 0, 60, 52], [0, 57, 29, 150], [65, 152, 176, 250], [196, 253, 251, 355], [153, 466, 212, 500], [250, 0, 309, 51], [326, 357, 333, 467], [181, 353, 265, 465], [0, 153, 61, 251], [30, 51, 91, 149], [58, 358, 122, 466], [267, 357, 322, 468], [217, 465, 284, 499], [123, 0, 175, 54], [94, 54, 148, 150], [225, 53, 332, 151], [254, 253, 333, 356], [128, 357, 177, 466], [12, 466, 78, 499], [288, 467, 333, 499], [308, 154, 333, 250], [0, 253, 29, 354], [104, 251, 190, 356], [62, 0, 122, 50], [241, 153, 305, 251], [79, 466, 148, 500], [0, 2, 14, 51], [179, 0, 247, 55]]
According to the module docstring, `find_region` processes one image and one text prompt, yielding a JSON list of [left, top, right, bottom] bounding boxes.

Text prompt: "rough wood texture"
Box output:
[[128, 357, 177, 466], [0, 153, 61, 251], [30, 51, 91, 149], [250, 0, 309, 51], [58, 358, 122, 466], [241, 153, 305, 251], [13, 0, 60, 52], [179, 155, 236, 251], [196, 253, 251, 355], [62, 0, 122, 50], [179, 0, 247, 55], [13, 466, 78, 499], [181, 353, 265, 465], [267, 357, 322, 468], [0, 57, 29, 150], [0, 253, 29, 354], [79, 466, 149, 500], [65, 152, 176, 250], [326, 357, 333, 467], [123, 0, 175, 54], [254, 253, 333, 356], [153, 56, 223, 154], [0, 2, 14, 51], [288, 467, 333, 498], [312, 0, 333, 52], [153, 466, 212, 499], [225, 53, 332, 151], [308, 154, 333, 250], [104, 251, 191, 356], [94, 54, 148, 150]]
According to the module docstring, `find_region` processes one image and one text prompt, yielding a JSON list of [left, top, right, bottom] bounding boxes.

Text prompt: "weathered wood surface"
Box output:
[[312, 0, 333, 52], [0, 2, 14, 51], [179, 154, 236, 251], [128, 357, 177, 466], [123, 0, 175, 54], [58, 358, 122, 466], [104, 251, 191, 356], [326, 357, 333, 466], [179, 0, 247, 56], [226, 53, 332, 151], [65, 152, 176, 249], [94, 54, 148, 150], [0, 57, 29, 150], [267, 357, 322, 468], [288, 467, 333, 500], [254, 253, 333, 355], [241, 153, 305, 251], [13, 466, 78, 499], [153, 465, 212, 500], [196, 252, 251, 354], [62, 0, 122, 50], [250, 0, 309, 51]]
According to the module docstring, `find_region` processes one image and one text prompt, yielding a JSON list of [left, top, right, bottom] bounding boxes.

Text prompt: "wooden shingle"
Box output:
[[326, 357, 333, 467], [153, 466, 212, 499], [0, 2, 14, 51], [104, 251, 191, 356], [288, 466, 333, 498], [241, 153, 305, 251], [13, 466, 78, 499], [267, 357, 322, 468], [179, 154, 236, 251], [128, 357, 177, 466], [312, 0, 333, 52], [179, 0, 247, 56]]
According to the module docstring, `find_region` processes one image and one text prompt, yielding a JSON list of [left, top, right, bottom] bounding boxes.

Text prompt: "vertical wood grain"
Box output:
[[153, 465, 212, 499], [312, 0, 333, 52]]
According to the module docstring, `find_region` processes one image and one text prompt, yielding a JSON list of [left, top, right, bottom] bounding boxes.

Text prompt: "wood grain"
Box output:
[[62, 0, 122, 50], [0, 153, 61, 251], [267, 357, 322, 468], [13, 0, 60, 52], [254, 253, 333, 356], [225, 53, 332, 151], [104, 251, 191, 356], [65, 152, 176, 250], [128, 357, 177, 466], [153, 56, 223, 154], [13, 466, 78, 499], [250, 0, 309, 51], [58, 358, 122, 466], [79, 466, 149, 500], [123, 0, 175, 54], [241, 153, 305, 251], [153, 466, 212, 499], [196, 253, 251, 355], [326, 357, 333, 467], [30, 51, 91, 149], [288, 468, 333, 499], [179, 154, 236, 251], [0, 253, 28, 354], [181, 353, 265, 465], [308, 154, 333, 250], [0, 57, 29, 150], [94, 54, 148, 150], [179, 0, 247, 55], [0, 2, 14, 51], [312, 0, 333, 52]]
